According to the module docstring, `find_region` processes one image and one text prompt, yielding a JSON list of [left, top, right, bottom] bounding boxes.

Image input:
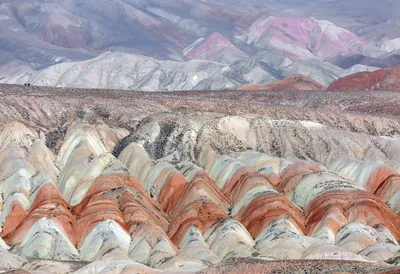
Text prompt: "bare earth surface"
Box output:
[[1, 84, 400, 273]]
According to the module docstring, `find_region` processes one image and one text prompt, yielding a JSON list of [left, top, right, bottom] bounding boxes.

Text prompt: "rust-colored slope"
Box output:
[[327, 66, 400, 91], [306, 190, 400, 239], [5, 183, 77, 246]]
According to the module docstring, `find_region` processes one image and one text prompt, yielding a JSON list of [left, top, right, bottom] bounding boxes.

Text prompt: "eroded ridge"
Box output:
[[0, 110, 399, 274]]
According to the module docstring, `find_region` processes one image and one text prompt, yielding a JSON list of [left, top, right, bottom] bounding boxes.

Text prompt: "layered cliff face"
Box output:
[[0, 84, 400, 273]]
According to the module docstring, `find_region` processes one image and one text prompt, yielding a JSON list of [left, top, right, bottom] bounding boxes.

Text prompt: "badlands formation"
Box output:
[[0, 84, 399, 273]]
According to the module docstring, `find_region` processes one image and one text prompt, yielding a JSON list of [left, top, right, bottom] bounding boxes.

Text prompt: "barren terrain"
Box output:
[[0, 84, 400, 273]]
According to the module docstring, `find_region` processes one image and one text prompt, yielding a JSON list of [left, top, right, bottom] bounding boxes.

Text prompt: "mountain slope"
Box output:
[[3, 51, 387, 91], [184, 32, 248, 63], [0, 28, 95, 79], [246, 17, 382, 61], [0, 52, 246, 91], [330, 54, 400, 69], [0, 1, 399, 91], [327, 66, 400, 91], [235, 74, 324, 91]]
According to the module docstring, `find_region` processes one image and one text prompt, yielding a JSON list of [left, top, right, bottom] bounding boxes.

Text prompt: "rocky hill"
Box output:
[[0, 84, 399, 273], [1, 1, 400, 91], [328, 66, 400, 91]]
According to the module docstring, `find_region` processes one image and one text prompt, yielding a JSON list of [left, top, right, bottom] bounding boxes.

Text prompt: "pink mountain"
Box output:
[[184, 32, 248, 63], [247, 17, 380, 60]]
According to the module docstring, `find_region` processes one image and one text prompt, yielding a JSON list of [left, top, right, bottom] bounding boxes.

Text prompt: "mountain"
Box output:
[[235, 74, 324, 91], [183, 32, 248, 63], [4, 51, 387, 91], [0, 27, 95, 79], [327, 66, 400, 91], [356, 19, 400, 42], [330, 54, 400, 69], [1, 0, 400, 91], [380, 38, 400, 52], [1, 52, 288, 91], [280, 59, 344, 87], [255, 1, 400, 41], [246, 16, 381, 61], [0, 52, 239, 91]]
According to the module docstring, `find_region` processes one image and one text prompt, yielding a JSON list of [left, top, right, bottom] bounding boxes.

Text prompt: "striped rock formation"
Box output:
[[0, 85, 400, 273]]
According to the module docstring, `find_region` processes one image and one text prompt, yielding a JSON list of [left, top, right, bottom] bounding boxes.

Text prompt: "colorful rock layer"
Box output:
[[0, 117, 400, 274]]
